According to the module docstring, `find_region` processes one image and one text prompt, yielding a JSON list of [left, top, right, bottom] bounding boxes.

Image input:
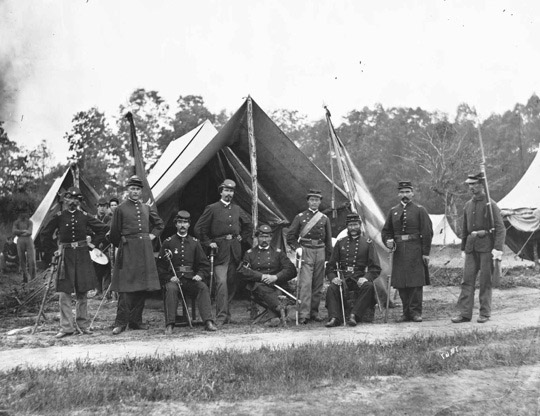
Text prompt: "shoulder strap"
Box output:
[[300, 211, 324, 238]]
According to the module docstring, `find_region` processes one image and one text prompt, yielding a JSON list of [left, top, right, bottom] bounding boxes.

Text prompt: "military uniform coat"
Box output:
[[109, 199, 164, 292], [238, 246, 297, 287], [194, 201, 252, 265], [41, 209, 109, 294], [461, 194, 505, 254], [326, 234, 381, 285], [286, 209, 333, 259], [381, 202, 433, 288], [157, 234, 210, 284]]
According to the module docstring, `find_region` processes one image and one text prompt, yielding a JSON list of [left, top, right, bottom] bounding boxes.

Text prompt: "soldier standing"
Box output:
[[109, 175, 164, 335], [451, 173, 505, 324], [194, 179, 252, 325], [238, 224, 297, 327], [381, 181, 432, 323], [286, 189, 332, 324], [41, 187, 109, 338], [158, 211, 217, 333], [12, 210, 36, 283], [325, 213, 381, 327]]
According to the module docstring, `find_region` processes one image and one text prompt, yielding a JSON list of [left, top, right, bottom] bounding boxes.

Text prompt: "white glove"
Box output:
[[461, 251, 466, 259], [295, 247, 303, 257], [491, 249, 503, 261]]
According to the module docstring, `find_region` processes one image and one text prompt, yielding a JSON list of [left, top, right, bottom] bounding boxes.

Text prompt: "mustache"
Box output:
[[401, 196, 410, 203]]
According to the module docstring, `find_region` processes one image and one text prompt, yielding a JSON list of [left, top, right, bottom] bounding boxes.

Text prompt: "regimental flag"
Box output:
[[126, 112, 157, 210]]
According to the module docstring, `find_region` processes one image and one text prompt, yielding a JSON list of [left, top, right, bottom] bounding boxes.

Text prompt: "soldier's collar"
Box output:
[[308, 208, 318, 213], [220, 199, 231, 207], [258, 245, 270, 250], [400, 201, 410, 208], [177, 232, 188, 238], [128, 197, 140, 204]]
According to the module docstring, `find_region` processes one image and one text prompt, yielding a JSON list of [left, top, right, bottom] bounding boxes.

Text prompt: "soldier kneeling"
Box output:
[[325, 213, 381, 327], [158, 211, 217, 334]]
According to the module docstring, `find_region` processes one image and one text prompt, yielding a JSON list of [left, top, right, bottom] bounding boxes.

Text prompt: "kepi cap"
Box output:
[[255, 224, 273, 236], [218, 179, 236, 190], [109, 197, 120, 205], [346, 213, 362, 224], [97, 198, 109, 206], [64, 187, 82, 199], [465, 173, 484, 184], [397, 180, 413, 190], [306, 189, 323, 200], [173, 210, 191, 222], [126, 175, 143, 188]]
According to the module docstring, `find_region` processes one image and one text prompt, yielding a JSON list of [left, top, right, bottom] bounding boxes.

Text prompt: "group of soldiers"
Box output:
[[38, 170, 505, 338]]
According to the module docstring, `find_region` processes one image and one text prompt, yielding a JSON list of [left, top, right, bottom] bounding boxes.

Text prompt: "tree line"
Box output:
[[1, 89, 539, 234]]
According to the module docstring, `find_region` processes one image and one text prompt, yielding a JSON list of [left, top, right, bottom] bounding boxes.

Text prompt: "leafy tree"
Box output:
[[64, 107, 125, 194]]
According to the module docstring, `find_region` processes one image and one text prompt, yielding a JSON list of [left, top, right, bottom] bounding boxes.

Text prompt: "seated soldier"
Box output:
[[1, 235, 19, 273], [158, 210, 217, 334], [238, 224, 297, 327], [325, 213, 382, 327]]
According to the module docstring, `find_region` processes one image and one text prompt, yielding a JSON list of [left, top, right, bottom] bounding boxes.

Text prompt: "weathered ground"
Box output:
[[1, 246, 539, 415]]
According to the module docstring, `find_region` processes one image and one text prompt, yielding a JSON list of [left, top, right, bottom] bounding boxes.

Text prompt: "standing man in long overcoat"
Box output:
[[286, 189, 333, 324], [381, 181, 432, 323], [41, 187, 109, 338], [109, 175, 164, 334], [12, 210, 36, 283], [451, 173, 505, 324], [194, 179, 252, 325]]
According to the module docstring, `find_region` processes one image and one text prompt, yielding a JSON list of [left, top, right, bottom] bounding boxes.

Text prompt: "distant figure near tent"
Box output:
[[429, 214, 461, 246]]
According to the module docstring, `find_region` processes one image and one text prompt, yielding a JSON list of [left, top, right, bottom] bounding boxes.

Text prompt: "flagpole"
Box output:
[[247, 96, 259, 242]]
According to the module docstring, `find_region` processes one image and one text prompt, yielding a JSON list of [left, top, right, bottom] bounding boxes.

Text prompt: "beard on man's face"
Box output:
[[401, 196, 410, 204]]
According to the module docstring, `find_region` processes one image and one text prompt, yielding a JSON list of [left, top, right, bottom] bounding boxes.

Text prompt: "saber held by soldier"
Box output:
[[164, 248, 193, 328]]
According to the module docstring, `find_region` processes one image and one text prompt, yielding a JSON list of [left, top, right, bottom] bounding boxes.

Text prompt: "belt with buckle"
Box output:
[[175, 266, 193, 273], [61, 240, 88, 249], [470, 230, 488, 237], [124, 233, 150, 239], [215, 234, 238, 241], [395, 234, 419, 242], [299, 237, 324, 246]]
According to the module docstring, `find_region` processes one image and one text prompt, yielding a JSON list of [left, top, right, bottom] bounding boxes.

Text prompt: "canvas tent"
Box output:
[[147, 98, 389, 272], [429, 214, 461, 246], [498, 150, 540, 262], [30, 167, 99, 243]]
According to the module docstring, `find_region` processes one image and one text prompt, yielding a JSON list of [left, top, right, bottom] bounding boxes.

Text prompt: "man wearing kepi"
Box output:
[[158, 210, 217, 333], [194, 179, 252, 325], [109, 175, 164, 335], [238, 224, 297, 327], [451, 173, 505, 324], [325, 213, 381, 327], [382, 180, 432, 323], [41, 187, 109, 338], [287, 189, 332, 324]]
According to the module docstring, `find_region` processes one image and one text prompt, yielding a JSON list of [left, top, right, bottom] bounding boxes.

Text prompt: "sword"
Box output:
[[209, 246, 216, 299], [336, 268, 347, 327], [164, 249, 192, 328], [385, 240, 396, 323]]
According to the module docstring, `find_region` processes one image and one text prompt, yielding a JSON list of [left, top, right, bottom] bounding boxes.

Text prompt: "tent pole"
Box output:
[[324, 106, 337, 218], [71, 164, 80, 189], [247, 96, 258, 242]]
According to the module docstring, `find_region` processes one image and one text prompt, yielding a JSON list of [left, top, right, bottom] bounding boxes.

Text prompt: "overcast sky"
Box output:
[[1, 0, 539, 162]]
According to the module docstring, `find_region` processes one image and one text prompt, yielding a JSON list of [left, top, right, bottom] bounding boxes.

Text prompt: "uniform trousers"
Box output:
[[250, 282, 286, 319], [17, 236, 36, 282], [115, 291, 146, 328], [398, 286, 423, 318], [58, 291, 88, 333], [214, 257, 238, 323], [298, 246, 325, 319], [456, 251, 492, 319], [164, 280, 213, 325], [94, 263, 111, 295], [326, 281, 376, 322]]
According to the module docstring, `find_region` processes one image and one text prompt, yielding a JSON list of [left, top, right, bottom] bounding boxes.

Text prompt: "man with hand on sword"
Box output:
[[451, 173, 505, 324], [41, 187, 109, 338], [238, 224, 297, 327], [325, 213, 381, 327], [158, 211, 217, 333]]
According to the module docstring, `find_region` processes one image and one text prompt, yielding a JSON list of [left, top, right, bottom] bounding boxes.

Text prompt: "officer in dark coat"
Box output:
[[381, 181, 433, 323], [41, 187, 109, 338], [451, 173, 506, 324], [325, 213, 382, 327], [238, 224, 297, 327], [109, 175, 164, 335], [158, 210, 217, 333], [194, 179, 252, 325], [286, 189, 333, 324]]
